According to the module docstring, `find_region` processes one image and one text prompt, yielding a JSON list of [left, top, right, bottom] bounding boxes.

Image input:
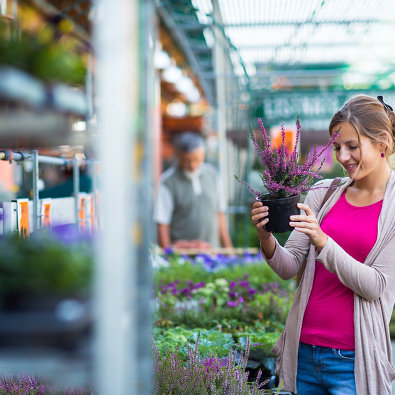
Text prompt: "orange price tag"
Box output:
[[17, 199, 29, 238], [79, 197, 85, 231], [90, 195, 95, 232], [42, 201, 51, 227]]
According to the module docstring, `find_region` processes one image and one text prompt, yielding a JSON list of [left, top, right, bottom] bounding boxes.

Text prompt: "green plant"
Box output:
[[154, 253, 292, 291], [154, 337, 268, 394], [0, 22, 86, 86], [0, 230, 93, 301], [153, 327, 236, 361]]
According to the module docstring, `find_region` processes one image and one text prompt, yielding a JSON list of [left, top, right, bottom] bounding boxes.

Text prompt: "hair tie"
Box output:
[[377, 96, 393, 112]]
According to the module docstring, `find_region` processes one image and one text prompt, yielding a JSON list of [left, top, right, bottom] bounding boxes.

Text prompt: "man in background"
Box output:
[[154, 132, 233, 250]]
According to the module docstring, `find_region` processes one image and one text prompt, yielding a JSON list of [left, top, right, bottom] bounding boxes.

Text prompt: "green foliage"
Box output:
[[154, 253, 295, 332], [390, 309, 395, 339], [236, 327, 282, 357], [153, 326, 236, 361], [0, 232, 93, 298], [232, 213, 292, 249], [153, 250, 294, 388], [0, 22, 86, 86], [153, 255, 210, 286], [154, 255, 290, 290], [155, 289, 291, 331]]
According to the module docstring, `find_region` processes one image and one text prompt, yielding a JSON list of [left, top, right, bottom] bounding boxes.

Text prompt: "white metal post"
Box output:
[[32, 150, 39, 232], [213, 0, 228, 204], [73, 156, 80, 226], [93, 0, 141, 394]]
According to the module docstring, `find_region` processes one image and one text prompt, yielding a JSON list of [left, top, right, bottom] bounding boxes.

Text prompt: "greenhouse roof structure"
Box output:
[[157, 0, 395, 128], [28, 0, 395, 127]]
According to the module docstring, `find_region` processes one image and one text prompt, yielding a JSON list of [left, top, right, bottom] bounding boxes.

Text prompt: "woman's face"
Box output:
[[332, 121, 383, 180]]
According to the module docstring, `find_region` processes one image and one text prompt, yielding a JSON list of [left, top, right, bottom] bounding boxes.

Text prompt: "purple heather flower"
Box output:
[[235, 117, 341, 199], [227, 300, 238, 307]]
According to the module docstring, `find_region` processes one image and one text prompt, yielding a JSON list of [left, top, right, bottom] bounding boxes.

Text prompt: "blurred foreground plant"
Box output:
[[0, 375, 93, 394], [0, 227, 93, 308]]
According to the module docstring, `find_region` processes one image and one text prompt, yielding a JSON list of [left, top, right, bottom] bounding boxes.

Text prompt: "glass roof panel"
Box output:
[[192, 0, 395, 88]]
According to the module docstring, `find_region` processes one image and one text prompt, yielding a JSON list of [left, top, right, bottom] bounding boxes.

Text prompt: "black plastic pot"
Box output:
[[256, 195, 300, 233]]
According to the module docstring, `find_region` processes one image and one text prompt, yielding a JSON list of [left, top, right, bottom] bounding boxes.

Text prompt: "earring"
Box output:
[[381, 151, 385, 158]]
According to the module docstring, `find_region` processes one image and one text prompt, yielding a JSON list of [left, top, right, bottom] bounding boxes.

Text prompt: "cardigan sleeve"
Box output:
[[316, 236, 395, 301]]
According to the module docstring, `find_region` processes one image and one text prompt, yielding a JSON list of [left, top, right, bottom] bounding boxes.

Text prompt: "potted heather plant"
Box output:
[[235, 117, 339, 233]]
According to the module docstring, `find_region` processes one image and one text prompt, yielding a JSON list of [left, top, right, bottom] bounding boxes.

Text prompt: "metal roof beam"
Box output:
[[223, 19, 386, 28], [178, 22, 209, 32], [238, 42, 360, 50], [155, 0, 215, 105]]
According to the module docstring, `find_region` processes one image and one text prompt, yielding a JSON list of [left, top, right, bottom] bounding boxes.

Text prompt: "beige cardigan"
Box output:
[[262, 173, 395, 394]]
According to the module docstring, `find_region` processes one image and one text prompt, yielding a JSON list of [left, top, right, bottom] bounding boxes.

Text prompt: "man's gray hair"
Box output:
[[175, 132, 205, 153]]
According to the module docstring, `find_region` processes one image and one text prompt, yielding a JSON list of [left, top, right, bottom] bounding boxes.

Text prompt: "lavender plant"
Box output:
[[0, 375, 94, 394], [235, 117, 340, 199], [154, 337, 269, 394]]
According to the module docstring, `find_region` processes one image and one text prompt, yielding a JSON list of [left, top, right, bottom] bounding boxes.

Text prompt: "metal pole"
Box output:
[[93, 0, 140, 393], [38, 156, 71, 166], [0, 150, 72, 166], [73, 156, 80, 225], [32, 150, 39, 232], [90, 160, 98, 231], [213, 0, 230, 234], [136, 1, 155, 393]]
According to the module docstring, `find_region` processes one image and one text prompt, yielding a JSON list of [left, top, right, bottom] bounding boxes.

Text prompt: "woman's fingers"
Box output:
[[252, 208, 268, 224], [289, 214, 312, 223], [251, 203, 271, 231], [289, 221, 316, 231], [297, 202, 314, 216]]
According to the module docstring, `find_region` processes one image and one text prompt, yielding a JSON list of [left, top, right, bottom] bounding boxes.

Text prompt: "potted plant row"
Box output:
[[0, 226, 93, 350]]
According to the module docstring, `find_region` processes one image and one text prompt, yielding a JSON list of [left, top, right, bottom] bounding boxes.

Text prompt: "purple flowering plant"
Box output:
[[235, 117, 340, 199], [0, 374, 94, 394], [154, 337, 269, 394]]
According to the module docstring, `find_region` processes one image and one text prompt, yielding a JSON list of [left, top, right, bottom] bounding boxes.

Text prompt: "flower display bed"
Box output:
[[152, 249, 295, 393]]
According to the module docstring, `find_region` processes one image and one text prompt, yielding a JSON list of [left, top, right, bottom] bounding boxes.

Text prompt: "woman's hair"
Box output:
[[329, 94, 395, 158]]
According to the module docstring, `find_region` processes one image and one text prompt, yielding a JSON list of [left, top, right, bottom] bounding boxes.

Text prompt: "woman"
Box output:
[[251, 94, 395, 394]]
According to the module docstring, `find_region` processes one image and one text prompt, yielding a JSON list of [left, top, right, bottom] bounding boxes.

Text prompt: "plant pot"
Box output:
[[256, 195, 300, 233]]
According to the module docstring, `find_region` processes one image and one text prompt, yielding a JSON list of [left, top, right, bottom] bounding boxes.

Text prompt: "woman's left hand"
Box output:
[[289, 202, 328, 252]]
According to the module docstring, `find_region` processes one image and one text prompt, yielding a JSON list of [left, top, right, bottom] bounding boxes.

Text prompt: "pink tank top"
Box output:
[[300, 191, 382, 350]]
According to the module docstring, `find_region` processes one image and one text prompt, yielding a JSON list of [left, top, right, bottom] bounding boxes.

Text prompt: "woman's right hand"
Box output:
[[251, 201, 272, 240]]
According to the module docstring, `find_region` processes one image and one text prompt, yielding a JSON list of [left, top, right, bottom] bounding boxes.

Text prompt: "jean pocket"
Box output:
[[335, 349, 355, 361]]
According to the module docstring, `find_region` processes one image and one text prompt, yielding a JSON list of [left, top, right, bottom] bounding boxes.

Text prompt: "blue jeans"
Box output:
[[297, 342, 356, 395]]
